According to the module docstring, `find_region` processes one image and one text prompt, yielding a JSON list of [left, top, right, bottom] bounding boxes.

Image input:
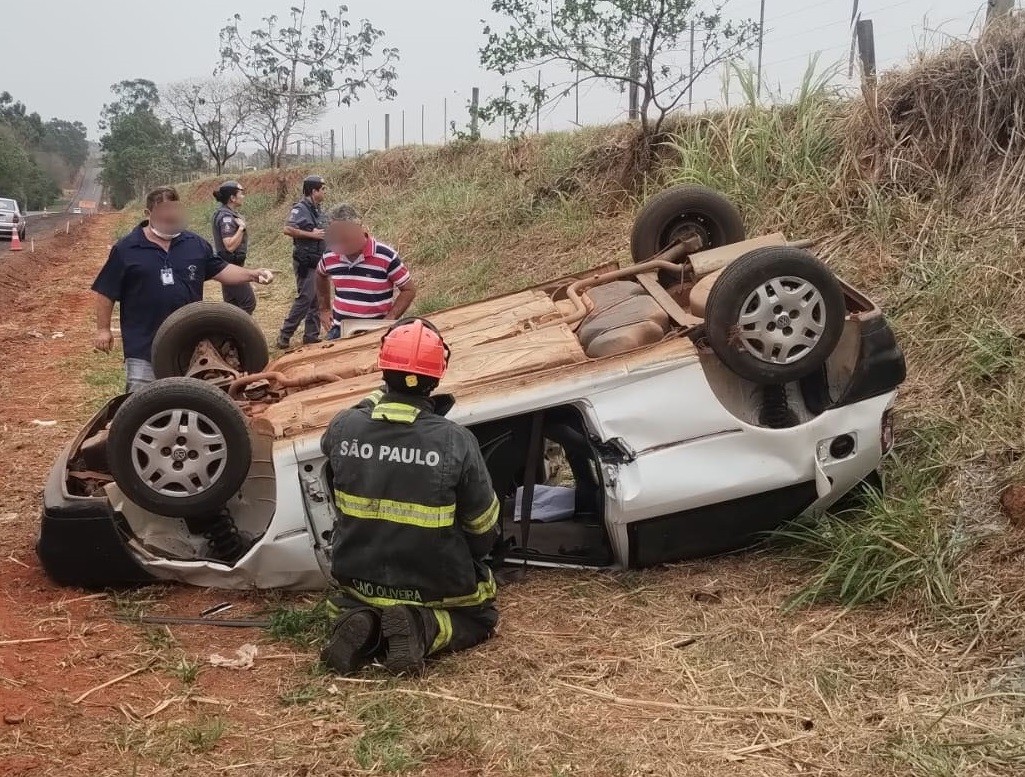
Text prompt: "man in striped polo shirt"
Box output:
[[316, 204, 417, 339]]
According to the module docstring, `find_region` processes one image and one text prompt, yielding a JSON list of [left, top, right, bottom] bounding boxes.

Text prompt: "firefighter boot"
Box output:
[[381, 605, 439, 675], [320, 608, 381, 675]]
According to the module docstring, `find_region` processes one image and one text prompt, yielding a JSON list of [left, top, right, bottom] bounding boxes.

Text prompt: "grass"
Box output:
[[167, 656, 200, 685], [267, 599, 334, 647]]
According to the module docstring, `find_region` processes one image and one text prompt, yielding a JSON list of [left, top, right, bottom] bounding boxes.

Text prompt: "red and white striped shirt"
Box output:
[[316, 238, 411, 320]]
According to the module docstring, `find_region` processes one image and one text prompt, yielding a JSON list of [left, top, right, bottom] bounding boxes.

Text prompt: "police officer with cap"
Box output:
[[277, 174, 328, 348], [212, 181, 256, 314]]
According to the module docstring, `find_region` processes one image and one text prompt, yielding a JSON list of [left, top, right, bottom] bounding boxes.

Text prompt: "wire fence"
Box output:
[[182, 1, 997, 179]]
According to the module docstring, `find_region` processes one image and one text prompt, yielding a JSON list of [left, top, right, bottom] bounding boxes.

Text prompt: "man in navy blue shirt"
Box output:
[[92, 186, 276, 392]]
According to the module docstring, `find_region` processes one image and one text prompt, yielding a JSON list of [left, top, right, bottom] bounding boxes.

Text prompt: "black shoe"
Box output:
[[302, 336, 322, 345], [320, 609, 381, 675], [275, 337, 291, 350], [381, 606, 432, 675]]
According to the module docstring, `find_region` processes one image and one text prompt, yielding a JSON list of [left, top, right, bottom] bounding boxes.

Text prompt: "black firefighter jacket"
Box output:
[[320, 392, 501, 609]]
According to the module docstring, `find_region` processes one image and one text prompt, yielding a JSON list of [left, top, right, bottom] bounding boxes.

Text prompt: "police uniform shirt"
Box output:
[[212, 204, 247, 265], [287, 197, 326, 265], [91, 222, 227, 361]]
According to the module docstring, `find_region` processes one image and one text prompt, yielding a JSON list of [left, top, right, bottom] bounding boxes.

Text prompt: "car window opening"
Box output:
[[471, 405, 613, 567]]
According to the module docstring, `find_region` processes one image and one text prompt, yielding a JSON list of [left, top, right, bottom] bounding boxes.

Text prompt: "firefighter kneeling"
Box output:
[[319, 318, 501, 675]]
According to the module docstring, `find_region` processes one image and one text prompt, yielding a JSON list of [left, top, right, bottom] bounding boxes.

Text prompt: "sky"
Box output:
[[3, 0, 1001, 153]]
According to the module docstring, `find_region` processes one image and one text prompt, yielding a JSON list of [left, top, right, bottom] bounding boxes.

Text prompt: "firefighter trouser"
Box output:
[[327, 595, 498, 656]]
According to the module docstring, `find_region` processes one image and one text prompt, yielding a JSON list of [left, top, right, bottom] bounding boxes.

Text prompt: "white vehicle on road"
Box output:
[[38, 187, 905, 590]]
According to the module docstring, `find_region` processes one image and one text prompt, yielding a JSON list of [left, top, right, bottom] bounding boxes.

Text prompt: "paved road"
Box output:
[[0, 161, 101, 255]]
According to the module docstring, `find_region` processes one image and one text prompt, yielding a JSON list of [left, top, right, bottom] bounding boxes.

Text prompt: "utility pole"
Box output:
[[628, 36, 641, 120], [756, 0, 766, 98], [443, 97, 448, 142], [536, 70, 541, 133], [421, 104, 425, 145], [329, 129, 335, 162], [470, 87, 480, 140], [340, 126, 345, 159], [688, 21, 695, 111], [384, 114, 390, 149], [353, 123, 358, 156], [367, 119, 371, 152], [503, 82, 508, 139], [856, 18, 876, 86], [987, 0, 1014, 24], [401, 109, 406, 146], [574, 62, 580, 125]]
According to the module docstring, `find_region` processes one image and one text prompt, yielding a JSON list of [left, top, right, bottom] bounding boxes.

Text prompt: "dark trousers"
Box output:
[[278, 260, 320, 343], [327, 595, 498, 656], [221, 280, 257, 314]]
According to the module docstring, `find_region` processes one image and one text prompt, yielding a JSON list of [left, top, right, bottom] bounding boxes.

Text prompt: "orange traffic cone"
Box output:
[[9, 228, 23, 252]]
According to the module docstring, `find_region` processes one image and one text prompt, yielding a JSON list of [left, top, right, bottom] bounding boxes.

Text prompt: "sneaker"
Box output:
[[381, 605, 432, 675], [302, 336, 322, 345], [275, 337, 291, 350], [320, 609, 381, 675]]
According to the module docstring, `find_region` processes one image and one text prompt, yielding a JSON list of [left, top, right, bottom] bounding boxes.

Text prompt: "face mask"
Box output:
[[149, 224, 182, 240]]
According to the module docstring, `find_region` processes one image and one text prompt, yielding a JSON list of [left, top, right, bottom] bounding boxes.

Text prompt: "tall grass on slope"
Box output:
[[772, 454, 967, 611], [665, 59, 849, 237]]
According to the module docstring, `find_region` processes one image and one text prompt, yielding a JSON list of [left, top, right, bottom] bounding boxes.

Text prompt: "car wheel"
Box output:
[[152, 302, 269, 380], [704, 246, 846, 384], [107, 378, 252, 518], [630, 184, 746, 263]]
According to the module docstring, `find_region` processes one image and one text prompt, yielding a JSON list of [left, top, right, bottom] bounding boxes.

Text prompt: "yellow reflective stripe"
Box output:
[[335, 490, 455, 528], [463, 496, 500, 534], [365, 389, 384, 406], [371, 402, 420, 424], [324, 598, 340, 620], [429, 609, 453, 655], [339, 576, 496, 610], [437, 575, 497, 608]]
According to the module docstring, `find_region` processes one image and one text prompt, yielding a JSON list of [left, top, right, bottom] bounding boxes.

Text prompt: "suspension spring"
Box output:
[[759, 384, 798, 429], [204, 509, 246, 563]]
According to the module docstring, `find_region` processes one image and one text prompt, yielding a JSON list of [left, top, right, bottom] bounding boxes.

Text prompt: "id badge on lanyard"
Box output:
[[160, 265, 174, 286]]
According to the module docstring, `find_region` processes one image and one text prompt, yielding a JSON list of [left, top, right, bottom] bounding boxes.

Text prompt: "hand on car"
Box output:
[[94, 329, 113, 353]]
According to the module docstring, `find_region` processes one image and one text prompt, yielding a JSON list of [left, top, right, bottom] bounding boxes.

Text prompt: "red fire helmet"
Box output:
[[377, 318, 449, 380]]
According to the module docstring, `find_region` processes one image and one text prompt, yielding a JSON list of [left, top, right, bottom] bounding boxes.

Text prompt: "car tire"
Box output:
[[630, 185, 746, 263], [704, 246, 846, 385], [152, 302, 269, 380], [107, 378, 252, 519]]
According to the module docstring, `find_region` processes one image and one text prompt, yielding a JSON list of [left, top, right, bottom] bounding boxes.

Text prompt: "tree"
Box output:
[[0, 126, 59, 209], [480, 0, 760, 152], [0, 92, 45, 146], [98, 81, 203, 207], [40, 118, 89, 175], [247, 86, 323, 171], [163, 79, 255, 174], [218, 1, 399, 186], [100, 79, 160, 129]]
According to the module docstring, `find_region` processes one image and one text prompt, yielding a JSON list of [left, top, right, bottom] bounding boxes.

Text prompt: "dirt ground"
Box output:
[[0, 216, 1020, 777]]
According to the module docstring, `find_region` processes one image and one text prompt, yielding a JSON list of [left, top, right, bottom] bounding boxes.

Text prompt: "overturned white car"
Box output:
[[38, 186, 905, 590]]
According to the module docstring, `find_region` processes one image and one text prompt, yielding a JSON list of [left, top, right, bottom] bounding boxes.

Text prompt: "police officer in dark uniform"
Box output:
[[319, 318, 501, 676], [276, 175, 328, 348], [212, 181, 256, 314]]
